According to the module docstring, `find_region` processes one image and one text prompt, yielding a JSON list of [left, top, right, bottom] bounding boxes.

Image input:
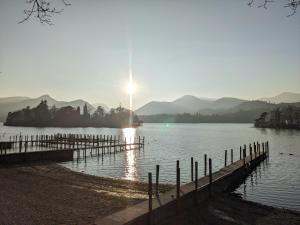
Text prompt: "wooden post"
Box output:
[[204, 154, 207, 176], [191, 157, 194, 182], [240, 146, 242, 160], [231, 149, 233, 164], [194, 161, 198, 205], [156, 165, 160, 196], [176, 160, 179, 170], [209, 158, 212, 197], [176, 166, 180, 201], [148, 172, 152, 210], [224, 150, 227, 167]]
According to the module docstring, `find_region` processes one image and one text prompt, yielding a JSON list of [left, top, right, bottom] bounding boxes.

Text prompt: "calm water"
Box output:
[[0, 123, 299, 211]]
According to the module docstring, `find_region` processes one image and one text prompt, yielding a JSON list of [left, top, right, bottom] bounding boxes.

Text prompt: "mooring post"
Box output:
[[176, 160, 179, 170], [204, 154, 207, 176], [191, 157, 194, 181], [148, 172, 153, 225], [148, 172, 152, 212], [156, 165, 160, 196], [231, 149, 233, 164], [224, 150, 227, 167], [243, 148, 246, 166], [262, 142, 265, 155], [176, 165, 180, 205], [209, 158, 212, 197], [240, 146, 242, 160], [194, 161, 198, 205], [19, 136, 22, 153]]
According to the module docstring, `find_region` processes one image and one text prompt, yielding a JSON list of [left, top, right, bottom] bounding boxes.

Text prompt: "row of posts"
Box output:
[[0, 133, 145, 156], [147, 141, 269, 217]]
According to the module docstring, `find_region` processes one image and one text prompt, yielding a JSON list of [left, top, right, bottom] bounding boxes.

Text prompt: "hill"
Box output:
[[0, 95, 96, 122], [260, 92, 300, 104]]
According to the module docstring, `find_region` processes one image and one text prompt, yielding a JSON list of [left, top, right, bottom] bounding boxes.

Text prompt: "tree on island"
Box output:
[[5, 100, 141, 128]]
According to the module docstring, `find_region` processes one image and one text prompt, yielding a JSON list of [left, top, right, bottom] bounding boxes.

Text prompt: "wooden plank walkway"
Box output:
[[95, 142, 269, 225]]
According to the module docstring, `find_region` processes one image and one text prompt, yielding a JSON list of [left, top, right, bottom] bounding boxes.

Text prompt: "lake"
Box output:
[[0, 123, 299, 212]]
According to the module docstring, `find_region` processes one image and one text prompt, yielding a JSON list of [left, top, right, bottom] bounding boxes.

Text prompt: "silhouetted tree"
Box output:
[[5, 100, 141, 128]]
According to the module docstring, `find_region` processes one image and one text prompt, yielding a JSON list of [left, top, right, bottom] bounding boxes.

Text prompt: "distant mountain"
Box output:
[[135, 101, 186, 115], [210, 97, 246, 109], [135, 93, 300, 116], [0, 96, 30, 104], [173, 95, 214, 112], [0, 95, 95, 122], [260, 92, 300, 104], [135, 95, 246, 115]]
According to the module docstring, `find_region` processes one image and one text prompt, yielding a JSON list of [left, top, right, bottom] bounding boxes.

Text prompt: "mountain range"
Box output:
[[0, 95, 109, 122], [0, 92, 299, 122], [134, 92, 300, 115]]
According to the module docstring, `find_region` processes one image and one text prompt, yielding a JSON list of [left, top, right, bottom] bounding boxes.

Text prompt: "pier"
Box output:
[[95, 141, 269, 225], [0, 134, 145, 164]]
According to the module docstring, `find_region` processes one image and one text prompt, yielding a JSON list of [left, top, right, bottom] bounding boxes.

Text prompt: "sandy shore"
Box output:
[[0, 163, 172, 225], [1, 163, 299, 225]]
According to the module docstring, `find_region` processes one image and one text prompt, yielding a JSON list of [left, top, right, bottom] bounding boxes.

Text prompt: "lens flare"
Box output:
[[127, 82, 136, 95]]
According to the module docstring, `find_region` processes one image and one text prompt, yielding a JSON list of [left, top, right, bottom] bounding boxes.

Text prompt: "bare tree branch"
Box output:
[[19, 0, 71, 25], [284, 0, 300, 17], [247, 0, 300, 16]]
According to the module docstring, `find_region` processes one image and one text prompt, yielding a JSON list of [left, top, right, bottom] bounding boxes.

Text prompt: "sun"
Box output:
[[126, 82, 136, 95]]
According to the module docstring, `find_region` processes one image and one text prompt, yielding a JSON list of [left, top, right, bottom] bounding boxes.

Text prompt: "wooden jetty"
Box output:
[[0, 133, 145, 164], [95, 141, 269, 225]]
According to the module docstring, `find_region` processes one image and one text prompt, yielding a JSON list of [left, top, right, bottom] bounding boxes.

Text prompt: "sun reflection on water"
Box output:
[[123, 127, 137, 180]]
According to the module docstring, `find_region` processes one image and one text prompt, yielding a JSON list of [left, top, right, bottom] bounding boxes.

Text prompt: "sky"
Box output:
[[0, 0, 299, 109]]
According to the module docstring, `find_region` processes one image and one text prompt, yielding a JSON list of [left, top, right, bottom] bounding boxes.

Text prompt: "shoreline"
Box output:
[[0, 162, 172, 225], [0, 163, 299, 225]]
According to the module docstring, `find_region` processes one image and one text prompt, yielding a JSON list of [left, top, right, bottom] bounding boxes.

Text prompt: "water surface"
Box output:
[[0, 123, 299, 211]]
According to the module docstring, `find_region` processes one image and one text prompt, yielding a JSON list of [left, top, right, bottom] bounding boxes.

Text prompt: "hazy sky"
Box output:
[[0, 0, 299, 109]]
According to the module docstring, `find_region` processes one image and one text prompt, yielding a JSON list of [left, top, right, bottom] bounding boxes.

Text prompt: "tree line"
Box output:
[[5, 100, 141, 128]]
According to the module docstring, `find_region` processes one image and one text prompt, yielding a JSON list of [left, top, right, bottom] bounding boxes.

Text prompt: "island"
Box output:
[[4, 100, 142, 128], [255, 106, 300, 129]]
